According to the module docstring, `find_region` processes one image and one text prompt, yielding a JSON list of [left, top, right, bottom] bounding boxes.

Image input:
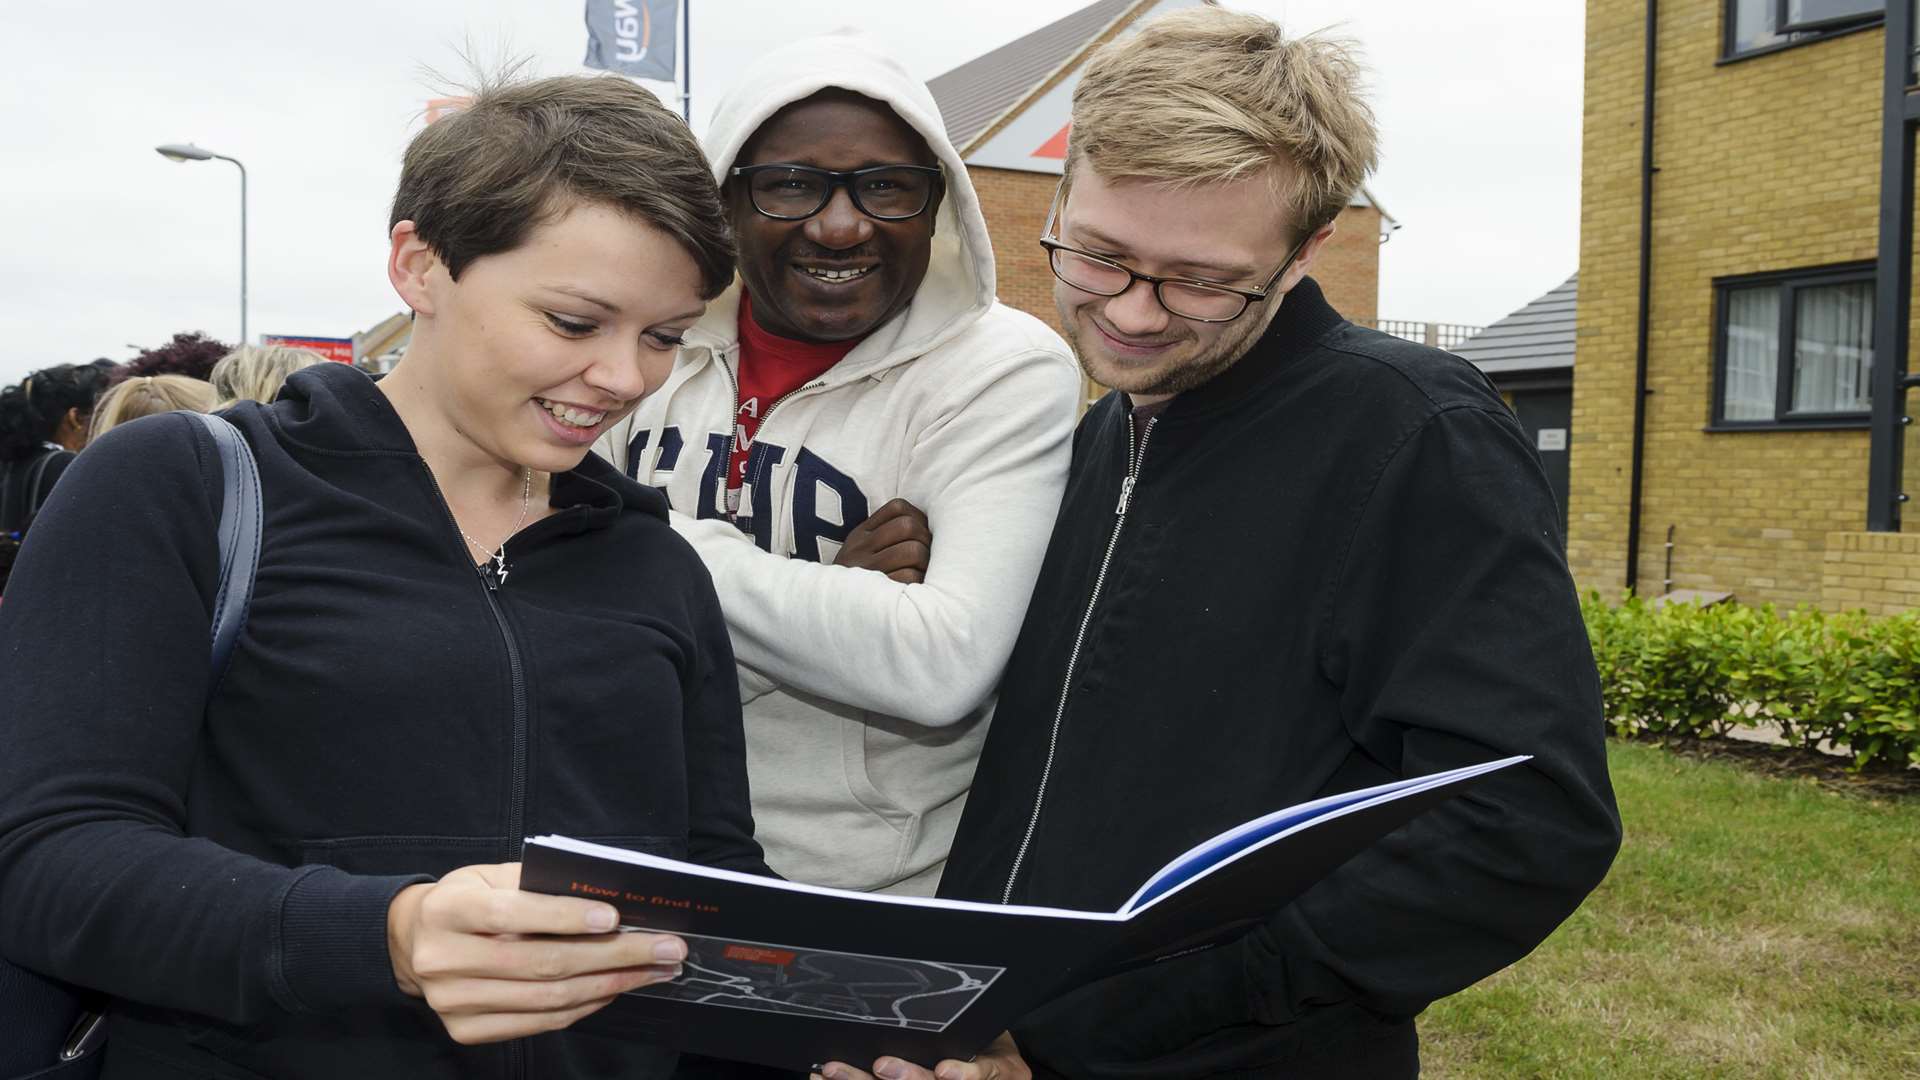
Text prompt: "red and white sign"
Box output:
[[261, 335, 355, 364]]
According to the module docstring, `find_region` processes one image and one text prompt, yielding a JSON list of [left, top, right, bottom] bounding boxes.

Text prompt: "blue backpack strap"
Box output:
[[186, 412, 262, 685], [0, 416, 262, 1076]]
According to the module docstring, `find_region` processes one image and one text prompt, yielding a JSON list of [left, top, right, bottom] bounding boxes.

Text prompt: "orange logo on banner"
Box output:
[[1033, 122, 1071, 160], [723, 944, 797, 966]]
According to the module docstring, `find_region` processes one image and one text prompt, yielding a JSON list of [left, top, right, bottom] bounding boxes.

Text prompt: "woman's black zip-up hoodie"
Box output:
[[940, 279, 1622, 1078], [0, 362, 766, 1079]]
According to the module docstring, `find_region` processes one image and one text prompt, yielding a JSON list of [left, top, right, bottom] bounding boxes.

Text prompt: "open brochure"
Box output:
[[520, 754, 1528, 1072]]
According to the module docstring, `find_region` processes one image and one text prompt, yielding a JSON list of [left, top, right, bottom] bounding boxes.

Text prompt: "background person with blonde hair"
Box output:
[[85, 372, 215, 442], [906, 9, 1622, 1080], [209, 344, 329, 408]]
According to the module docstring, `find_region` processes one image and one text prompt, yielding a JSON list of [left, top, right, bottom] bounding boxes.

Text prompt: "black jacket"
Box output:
[[940, 279, 1621, 1078], [0, 444, 74, 533], [0, 364, 765, 1078]]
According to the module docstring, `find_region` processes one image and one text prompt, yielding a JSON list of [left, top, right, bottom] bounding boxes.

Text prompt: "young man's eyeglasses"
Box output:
[[731, 164, 944, 222], [1039, 181, 1312, 324]]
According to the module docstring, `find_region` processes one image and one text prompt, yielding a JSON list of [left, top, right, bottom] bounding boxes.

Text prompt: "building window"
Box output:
[[1714, 264, 1875, 427], [1724, 0, 1883, 58]]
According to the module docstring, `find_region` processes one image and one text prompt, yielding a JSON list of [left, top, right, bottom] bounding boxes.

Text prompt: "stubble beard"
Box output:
[[1058, 303, 1264, 400]]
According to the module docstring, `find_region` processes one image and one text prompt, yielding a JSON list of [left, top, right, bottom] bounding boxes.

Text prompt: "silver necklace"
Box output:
[[452, 467, 531, 585]]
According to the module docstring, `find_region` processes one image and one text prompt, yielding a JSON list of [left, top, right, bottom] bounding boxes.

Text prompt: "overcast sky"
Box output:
[[0, 0, 1583, 385]]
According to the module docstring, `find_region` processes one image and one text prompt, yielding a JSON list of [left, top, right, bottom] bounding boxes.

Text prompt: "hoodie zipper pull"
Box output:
[[1116, 475, 1136, 516]]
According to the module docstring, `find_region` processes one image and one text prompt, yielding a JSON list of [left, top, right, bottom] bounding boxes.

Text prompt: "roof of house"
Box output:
[[926, 0, 1140, 153], [355, 311, 412, 362], [1452, 273, 1577, 373]]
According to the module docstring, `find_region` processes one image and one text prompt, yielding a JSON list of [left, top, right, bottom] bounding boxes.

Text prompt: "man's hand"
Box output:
[[833, 499, 934, 583], [814, 1031, 1031, 1080], [386, 862, 686, 1044]]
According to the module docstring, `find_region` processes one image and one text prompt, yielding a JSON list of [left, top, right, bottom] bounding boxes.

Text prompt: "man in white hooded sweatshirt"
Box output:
[[600, 31, 1079, 912]]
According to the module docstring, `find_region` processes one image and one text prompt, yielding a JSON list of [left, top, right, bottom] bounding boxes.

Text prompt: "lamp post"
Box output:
[[155, 143, 247, 344]]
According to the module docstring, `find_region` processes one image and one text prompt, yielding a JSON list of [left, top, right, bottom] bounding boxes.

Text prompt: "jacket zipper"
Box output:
[[1001, 413, 1157, 903], [414, 463, 531, 1080], [713, 353, 825, 523], [714, 356, 743, 516]]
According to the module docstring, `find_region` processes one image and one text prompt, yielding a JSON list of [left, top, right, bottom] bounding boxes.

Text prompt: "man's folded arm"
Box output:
[[672, 351, 1079, 726], [1245, 406, 1622, 1023]]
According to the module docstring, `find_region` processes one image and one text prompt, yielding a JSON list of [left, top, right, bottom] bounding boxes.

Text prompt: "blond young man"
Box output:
[[831, 10, 1622, 1080]]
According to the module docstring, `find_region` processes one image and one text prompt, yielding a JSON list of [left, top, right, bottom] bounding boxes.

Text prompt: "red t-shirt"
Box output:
[[728, 293, 858, 509]]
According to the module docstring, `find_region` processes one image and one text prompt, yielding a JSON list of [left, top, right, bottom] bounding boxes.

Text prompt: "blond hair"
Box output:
[[210, 345, 329, 408], [87, 375, 216, 443], [1069, 7, 1378, 239]]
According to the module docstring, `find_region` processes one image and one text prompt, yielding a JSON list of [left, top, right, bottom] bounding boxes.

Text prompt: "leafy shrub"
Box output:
[[1581, 592, 1920, 770]]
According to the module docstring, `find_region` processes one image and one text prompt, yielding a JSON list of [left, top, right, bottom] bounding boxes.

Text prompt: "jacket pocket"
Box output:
[[839, 715, 916, 835], [1016, 938, 1258, 1066]]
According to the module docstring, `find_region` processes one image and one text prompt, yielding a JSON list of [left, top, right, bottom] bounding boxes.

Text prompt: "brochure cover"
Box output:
[[521, 754, 1528, 1072]]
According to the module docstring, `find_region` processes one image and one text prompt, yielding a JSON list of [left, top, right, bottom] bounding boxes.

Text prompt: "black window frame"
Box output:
[[1775, 0, 1884, 34], [1721, 0, 1884, 62], [1708, 261, 1877, 432]]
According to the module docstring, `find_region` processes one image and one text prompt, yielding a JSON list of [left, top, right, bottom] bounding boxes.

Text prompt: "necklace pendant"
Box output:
[[492, 549, 510, 586]]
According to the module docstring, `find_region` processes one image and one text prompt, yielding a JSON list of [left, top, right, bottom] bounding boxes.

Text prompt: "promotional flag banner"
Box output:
[[583, 0, 678, 81]]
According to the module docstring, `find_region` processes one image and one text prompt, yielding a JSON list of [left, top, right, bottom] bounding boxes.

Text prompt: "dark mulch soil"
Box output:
[[1624, 733, 1920, 800]]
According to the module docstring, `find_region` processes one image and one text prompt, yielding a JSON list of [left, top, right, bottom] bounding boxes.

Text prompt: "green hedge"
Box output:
[[1581, 592, 1920, 771]]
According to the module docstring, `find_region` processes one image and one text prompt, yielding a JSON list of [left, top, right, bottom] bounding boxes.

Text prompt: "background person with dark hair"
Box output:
[[0, 359, 117, 533], [119, 331, 233, 382]]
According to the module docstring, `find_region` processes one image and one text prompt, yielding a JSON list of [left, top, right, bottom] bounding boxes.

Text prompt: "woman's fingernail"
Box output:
[[586, 906, 618, 931], [653, 938, 686, 962], [875, 1062, 906, 1080]]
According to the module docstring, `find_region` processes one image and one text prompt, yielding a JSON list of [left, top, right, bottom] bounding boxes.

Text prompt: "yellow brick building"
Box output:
[[1574, 0, 1920, 614]]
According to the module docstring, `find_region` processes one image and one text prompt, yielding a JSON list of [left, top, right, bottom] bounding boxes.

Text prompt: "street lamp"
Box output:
[[155, 142, 247, 344]]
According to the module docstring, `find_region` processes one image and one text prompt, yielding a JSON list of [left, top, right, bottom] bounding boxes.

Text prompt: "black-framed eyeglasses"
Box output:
[[730, 163, 944, 222], [1038, 181, 1311, 323]]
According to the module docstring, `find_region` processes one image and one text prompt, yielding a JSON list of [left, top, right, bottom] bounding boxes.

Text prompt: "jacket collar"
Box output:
[[1144, 275, 1347, 420], [271, 362, 665, 526], [550, 453, 664, 530]]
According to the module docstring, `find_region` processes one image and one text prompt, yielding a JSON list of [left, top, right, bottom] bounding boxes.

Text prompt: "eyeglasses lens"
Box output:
[[1049, 249, 1248, 321], [1049, 249, 1130, 295], [852, 168, 932, 218], [1159, 283, 1248, 321], [747, 169, 822, 217]]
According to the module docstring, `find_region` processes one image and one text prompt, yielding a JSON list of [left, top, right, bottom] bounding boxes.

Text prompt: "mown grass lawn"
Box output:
[[1419, 740, 1920, 1079]]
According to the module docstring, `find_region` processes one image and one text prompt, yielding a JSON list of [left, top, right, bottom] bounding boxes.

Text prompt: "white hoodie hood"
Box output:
[[692, 29, 998, 377], [599, 32, 1081, 897]]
